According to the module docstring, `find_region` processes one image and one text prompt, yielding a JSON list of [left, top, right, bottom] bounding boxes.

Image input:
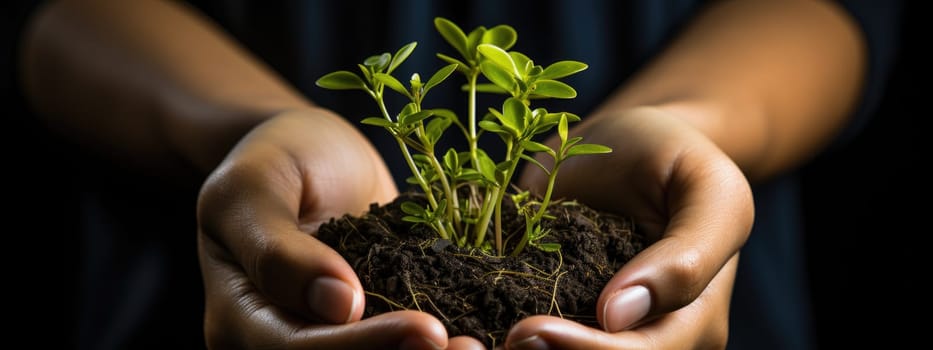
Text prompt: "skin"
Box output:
[[19, 0, 864, 349]]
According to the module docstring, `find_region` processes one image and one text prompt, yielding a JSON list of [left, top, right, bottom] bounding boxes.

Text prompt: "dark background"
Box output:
[[3, 0, 926, 348], [799, 0, 925, 346]]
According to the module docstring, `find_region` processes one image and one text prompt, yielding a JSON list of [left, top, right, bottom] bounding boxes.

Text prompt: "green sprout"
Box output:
[[316, 17, 611, 256]]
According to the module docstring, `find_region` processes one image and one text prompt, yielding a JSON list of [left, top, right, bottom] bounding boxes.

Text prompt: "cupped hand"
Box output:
[[510, 107, 754, 349], [196, 109, 485, 349]]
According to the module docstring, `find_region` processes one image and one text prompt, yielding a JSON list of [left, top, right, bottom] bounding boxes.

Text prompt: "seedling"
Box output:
[[316, 17, 610, 256]]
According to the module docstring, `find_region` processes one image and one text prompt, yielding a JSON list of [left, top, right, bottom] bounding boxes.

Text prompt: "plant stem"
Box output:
[[409, 98, 461, 240], [375, 96, 449, 240], [472, 187, 497, 249], [467, 70, 479, 165], [510, 217, 533, 257], [426, 152, 461, 235], [512, 163, 559, 256], [531, 160, 560, 225]]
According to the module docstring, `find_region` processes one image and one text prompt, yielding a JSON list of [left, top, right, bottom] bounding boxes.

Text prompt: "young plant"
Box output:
[[316, 17, 611, 256]]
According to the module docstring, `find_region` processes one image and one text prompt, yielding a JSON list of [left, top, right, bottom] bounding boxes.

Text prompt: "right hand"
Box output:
[[196, 109, 485, 349], [510, 107, 754, 349]]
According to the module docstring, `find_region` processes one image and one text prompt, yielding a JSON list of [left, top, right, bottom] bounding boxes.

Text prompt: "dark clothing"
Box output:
[[4, 0, 904, 349]]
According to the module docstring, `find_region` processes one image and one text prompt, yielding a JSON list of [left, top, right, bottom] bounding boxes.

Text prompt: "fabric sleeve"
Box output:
[[826, 0, 904, 151]]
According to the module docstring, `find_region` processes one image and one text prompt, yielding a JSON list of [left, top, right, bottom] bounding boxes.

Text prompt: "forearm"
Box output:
[[591, 0, 865, 182], [19, 0, 312, 177]]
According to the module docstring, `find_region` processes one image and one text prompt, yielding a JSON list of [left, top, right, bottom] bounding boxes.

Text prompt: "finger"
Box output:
[[447, 336, 487, 350], [200, 233, 449, 350], [197, 112, 396, 324], [505, 255, 737, 350]]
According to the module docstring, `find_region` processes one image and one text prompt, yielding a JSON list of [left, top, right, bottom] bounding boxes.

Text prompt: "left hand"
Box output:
[[509, 107, 753, 349]]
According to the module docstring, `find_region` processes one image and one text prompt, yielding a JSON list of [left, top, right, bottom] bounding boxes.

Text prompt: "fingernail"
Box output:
[[400, 336, 443, 350], [602, 285, 651, 333], [307, 276, 358, 323], [510, 335, 549, 350]]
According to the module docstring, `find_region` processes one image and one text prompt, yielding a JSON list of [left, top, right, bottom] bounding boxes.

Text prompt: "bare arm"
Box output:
[[592, 0, 865, 182], [19, 0, 312, 177]]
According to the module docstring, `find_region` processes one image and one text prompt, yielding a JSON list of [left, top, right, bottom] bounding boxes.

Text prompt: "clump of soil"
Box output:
[[317, 191, 645, 348]]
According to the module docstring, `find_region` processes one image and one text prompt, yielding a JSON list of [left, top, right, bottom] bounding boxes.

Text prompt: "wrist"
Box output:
[[158, 92, 316, 178], [594, 98, 768, 181]]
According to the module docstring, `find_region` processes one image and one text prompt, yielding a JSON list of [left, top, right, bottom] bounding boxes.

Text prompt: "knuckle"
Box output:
[[246, 234, 289, 295], [664, 248, 705, 306]]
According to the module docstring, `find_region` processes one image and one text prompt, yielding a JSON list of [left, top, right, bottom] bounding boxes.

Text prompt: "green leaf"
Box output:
[[457, 152, 472, 166], [403, 216, 430, 224], [530, 108, 548, 123], [478, 120, 507, 134], [475, 149, 499, 185], [564, 136, 583, 150], [443, 148, 459, 172], [510, 51, 532, 76], [494, 160, 512, 184], [420, 166, 437, 182], [434, 197, 447, 214], [466, 27, 486, 60], [364, 53, 391, 72], [519, 154, 550, 175], [528, 65, 543, 77], [430, 108, 457, 120], [436, 53, 470, 74], [479, 61, 517, 93], [558, 113, 568, 143], [399, 110, 433, 127], [520, 140, 548, 152], [424, 63, 458, 93], [540, 61, 588, 80], [534, 242, 561, 252], [357, 64, 373, 82], [456, 168, 483, 181], [482, 25, 517, 50], [316, 71, 367, 90], [374, 73, 411, 98], [360, 117, 395, 128], [544, 112, 580, 124], [401, 101, 418, 116], [511, 190, 530, 205], [567, 144, 613, 157], [477, 44, 518, 77], [520, 140, 555, 156], [425, 117, 452, 144], [434, 17, 469, 60], [502, 97, 528, 134], [532, 80, 577, 98], [412, 154, 432, 165], [388, 42, 417, 74], [401, 201, 426, 215]]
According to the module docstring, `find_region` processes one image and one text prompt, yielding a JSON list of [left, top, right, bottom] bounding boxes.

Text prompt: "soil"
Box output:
[[316, 191, 645, 348]]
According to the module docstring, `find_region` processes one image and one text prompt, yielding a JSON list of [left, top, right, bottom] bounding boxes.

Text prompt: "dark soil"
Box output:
[[317, 191, 645, 348]]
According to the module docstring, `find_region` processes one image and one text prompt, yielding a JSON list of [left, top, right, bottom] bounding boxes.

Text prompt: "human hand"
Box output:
[[510, 107, 753, 349], [196, 109, 485, 349]]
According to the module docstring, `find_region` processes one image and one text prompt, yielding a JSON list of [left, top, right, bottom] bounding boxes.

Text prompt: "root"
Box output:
[[365, 291, 406, 310]]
